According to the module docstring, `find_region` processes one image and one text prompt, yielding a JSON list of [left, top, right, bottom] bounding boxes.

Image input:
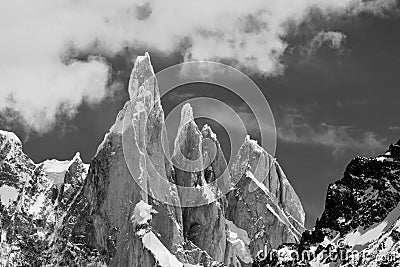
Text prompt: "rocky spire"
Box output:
[[128, 52, 159, 103], [226, 135, 305, 257], [171, 104, 227, 263], [173, 103, 204, 175], [50, 53, 187, 266]]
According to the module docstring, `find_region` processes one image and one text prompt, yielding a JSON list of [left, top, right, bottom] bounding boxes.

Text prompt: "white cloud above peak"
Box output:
[[0, 0, 398, 133]]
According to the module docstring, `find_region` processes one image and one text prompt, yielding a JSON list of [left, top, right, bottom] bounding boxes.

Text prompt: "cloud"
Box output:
[[0, 0, 398, 133], [302, 31, 347, 59], [389, 126, 400, 131], [277, 108, 386, 156]]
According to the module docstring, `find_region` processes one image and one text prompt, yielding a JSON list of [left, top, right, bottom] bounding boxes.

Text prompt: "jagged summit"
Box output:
[[99, 52, 160, 151]]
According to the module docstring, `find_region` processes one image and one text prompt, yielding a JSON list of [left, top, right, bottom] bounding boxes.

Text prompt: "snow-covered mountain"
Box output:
[[0, 130, 88, 266], [0, 53, 306, 266]]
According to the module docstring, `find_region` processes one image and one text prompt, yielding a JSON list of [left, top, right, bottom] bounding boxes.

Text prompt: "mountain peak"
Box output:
[[0, 130, 21, 146], [128, 51, 158, 101], [201, 124, 217, 140], [179, 103, 194, 127]]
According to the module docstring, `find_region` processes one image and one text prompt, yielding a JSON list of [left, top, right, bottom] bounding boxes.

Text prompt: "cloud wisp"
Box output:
[[302, 31, 347, 60], [277, 108, 386, 156], [0, 0, 398, 133]]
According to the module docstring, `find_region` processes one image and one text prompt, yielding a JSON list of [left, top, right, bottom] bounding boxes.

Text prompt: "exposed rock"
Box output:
[[226, 136, 305, 263], [172, 103, 227, 263]]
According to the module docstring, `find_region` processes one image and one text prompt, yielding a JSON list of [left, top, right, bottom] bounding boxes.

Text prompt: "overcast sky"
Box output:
[[1, 0, 400, 228]]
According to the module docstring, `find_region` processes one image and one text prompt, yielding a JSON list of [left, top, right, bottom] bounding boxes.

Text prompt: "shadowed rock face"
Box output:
[[226, 136, 305, 262], [0, 53, 306, 267], [172, 103, 227, 263]]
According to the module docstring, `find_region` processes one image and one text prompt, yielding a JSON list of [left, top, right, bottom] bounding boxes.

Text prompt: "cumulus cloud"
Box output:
[[0, 0, 398, 133], [277, 108, 386, 156], [302, 31, 347, 59]]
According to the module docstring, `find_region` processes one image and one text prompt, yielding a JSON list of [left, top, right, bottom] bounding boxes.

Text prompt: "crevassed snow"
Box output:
[[0, 185, 18, 207], [226, 219, 252, 263], [142, 231, 200, 267], [132, 200, 157, 225]]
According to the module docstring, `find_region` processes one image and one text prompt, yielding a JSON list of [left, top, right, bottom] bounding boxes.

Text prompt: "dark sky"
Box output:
[[2, 13, 400, 229]]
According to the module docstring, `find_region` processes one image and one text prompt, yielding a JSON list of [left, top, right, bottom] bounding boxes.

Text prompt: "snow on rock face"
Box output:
[[142, 231, 184, 267], [132, 200, 158, 225], [0, 185, 18, 207], [142, 231, 203, 267], [225, 219, 252, 264]]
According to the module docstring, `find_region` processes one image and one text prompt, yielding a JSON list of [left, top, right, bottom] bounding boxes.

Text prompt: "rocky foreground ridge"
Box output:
[[0, 53, 305, 266], [254, 141, 400, 267]]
